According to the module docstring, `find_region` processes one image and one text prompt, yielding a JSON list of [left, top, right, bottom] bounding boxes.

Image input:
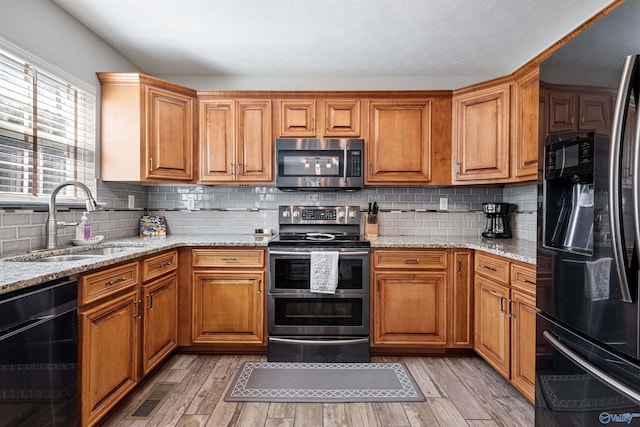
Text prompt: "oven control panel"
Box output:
[[279, 205, 361, 225]]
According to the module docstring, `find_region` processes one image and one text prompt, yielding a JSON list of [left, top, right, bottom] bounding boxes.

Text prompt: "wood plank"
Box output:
[[349, 402, 382, 427], [373, 402, 411, 426], [176, 414, 209, 427], [427, 397, 469, 426], [293, 404, 323, 427], [323, 403, 352, 426], [235, 402, 270, 426]]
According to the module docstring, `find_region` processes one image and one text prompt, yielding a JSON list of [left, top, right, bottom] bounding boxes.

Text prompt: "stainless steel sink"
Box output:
[[79, 247, 132, 256], [31, 254, 102, 262]]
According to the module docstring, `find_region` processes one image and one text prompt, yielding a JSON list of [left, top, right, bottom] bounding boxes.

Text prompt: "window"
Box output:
[[0, 43, 96, 203]]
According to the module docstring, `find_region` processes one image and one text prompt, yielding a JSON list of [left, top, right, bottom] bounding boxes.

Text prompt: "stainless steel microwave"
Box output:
[[275, 138, 364, 191]]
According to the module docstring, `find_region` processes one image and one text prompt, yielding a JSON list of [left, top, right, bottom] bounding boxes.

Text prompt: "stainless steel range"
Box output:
[[267, 205, 370, 362]]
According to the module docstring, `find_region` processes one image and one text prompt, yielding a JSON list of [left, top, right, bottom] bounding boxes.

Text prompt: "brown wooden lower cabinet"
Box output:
[[141, 272, 178, 376], [474, 252, 537, 403], [372, 248, 473, 350], [79, 289, 140, 427], [78, 250, 178, 427], [190, 248, 266, 345]]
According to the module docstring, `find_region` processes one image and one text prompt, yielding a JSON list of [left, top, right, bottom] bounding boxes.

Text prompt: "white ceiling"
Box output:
[[53, 0, 616, 89]]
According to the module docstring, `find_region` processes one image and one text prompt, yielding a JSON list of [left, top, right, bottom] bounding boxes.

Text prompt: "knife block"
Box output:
[[365, 221, 378, 237]]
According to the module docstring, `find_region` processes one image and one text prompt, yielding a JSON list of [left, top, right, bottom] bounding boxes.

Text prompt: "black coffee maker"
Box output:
[[482, 203, 512, 238]]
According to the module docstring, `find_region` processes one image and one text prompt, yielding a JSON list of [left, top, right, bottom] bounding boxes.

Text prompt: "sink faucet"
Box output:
[[45, 181, 99, 249]]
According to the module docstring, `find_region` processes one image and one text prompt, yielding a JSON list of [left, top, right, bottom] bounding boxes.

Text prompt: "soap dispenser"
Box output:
[[76, 212, 87, 240], [83, 212, 91, 240]]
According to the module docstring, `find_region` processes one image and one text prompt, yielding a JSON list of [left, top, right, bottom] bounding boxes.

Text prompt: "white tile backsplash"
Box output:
[[0, 182, 538, 256]]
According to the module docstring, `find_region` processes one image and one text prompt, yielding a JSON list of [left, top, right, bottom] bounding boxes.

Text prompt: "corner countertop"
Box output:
[[0, 234, 535, 296]]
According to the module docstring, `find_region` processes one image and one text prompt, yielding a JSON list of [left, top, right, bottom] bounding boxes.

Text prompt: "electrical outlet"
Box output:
[[187, 199, 195, 210], [439, 197, 448, 211], [128, 195, 135, 209]]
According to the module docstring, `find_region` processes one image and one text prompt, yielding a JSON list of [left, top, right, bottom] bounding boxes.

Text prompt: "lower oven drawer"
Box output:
[[268, 336, 370, 363], [268, 294, 370, 336]]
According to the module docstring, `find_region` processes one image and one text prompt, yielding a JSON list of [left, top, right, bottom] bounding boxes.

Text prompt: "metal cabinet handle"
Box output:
[[150, 157, 154, 171], [229, 163, 234, 175], [482, 265, 497, 272], [157, 262, 172, 269], [509, 299, 514, 317], [523, 279, 535, 285], [404, 258, 419, 264], [499, 296, 506, 313], [148, 292, 154, 311], [133, 300, 142, 319], [311, 117, 315, 131], [105, 277, 126, 286], [457, 260, 463, 274], [220, 257, 237, 261], [258, 280, 262, 294]]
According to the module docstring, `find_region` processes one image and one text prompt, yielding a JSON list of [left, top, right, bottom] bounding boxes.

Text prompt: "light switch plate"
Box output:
[[128, 195, 135, 209]]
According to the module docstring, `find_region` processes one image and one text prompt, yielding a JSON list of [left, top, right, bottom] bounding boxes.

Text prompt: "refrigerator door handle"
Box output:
[[609, 54, 637, 303], [543, 330, 640, 406]]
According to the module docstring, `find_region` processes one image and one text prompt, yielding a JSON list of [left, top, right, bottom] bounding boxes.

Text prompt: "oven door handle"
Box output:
[[269, 250, 370, 257], [269, 337, 370, 345], [543, 330, 640, 406]]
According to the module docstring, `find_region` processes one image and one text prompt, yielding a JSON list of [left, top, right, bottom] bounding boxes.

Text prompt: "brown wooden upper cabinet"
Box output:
[[541, 82, 614, 136], [276, 99, 361, 137], [367, 99, 433, 185], [97, 73, 195, 182], [199, 99, 272, 183], [452, 68, 539, 184], [452, 82, 512, 183]]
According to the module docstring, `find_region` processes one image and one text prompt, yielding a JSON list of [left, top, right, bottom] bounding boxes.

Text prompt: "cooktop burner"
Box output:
[[269, 232, 370, 247], [270, 205, 370, 248]]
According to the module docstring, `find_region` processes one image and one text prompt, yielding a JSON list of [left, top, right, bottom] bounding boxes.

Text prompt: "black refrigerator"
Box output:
[[536, 0, 640, 425]]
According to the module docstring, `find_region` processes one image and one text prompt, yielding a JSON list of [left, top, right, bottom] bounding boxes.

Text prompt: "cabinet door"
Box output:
[[453, 83, 511, 182], [192, 271, 264, 344], [579, 94, 611, 134], [367, 100, 432, 184], [450, 249, 473, 347], [80, 290, 140, 426], [474, 275, 510, 378], [510, 289, 537, 403], [322, 99, 361, 137], [514, 67, 539, 180], [199, 100, 236, 182], [277, 100, 316, 137], [548, 92, 576, 133], [236, 99, 273, 182], [373, 271, 447, 345], [145, 86, 194, 180], [142, 273, 178, 377]]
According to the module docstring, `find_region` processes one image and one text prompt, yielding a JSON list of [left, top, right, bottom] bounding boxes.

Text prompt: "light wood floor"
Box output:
[[101, 354, 534, 427]]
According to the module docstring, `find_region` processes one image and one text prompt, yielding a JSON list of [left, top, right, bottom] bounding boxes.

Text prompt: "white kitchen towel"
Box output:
[[310, 251, 340, 294], [584, 257, 611, 301]]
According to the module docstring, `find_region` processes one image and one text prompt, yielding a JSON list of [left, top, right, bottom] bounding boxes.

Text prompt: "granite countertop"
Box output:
[[0, 234, 535, 296]]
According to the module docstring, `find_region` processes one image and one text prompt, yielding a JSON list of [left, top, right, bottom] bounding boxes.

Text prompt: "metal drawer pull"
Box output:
[[258, 280, 262, 293], [404, 258, 419, 264], [499, 296, 506, 313], [523, 279, 535, 285], [220, 257, 237, 261], [105, 277, 126, 286], [457, 260, 462, 273], [482, 265, 497, 272], [156, 262, 172, 269], [148, 293, 154, 310]]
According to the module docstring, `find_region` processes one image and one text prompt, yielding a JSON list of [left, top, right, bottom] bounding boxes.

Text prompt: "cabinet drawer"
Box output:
[[192, 249, 264, 268], [142, 250, 178, 282], [475, 252, 510, 284], [373, 249, 448, 270], [511, 263, 536, 295], [80, 261, 139, 305]]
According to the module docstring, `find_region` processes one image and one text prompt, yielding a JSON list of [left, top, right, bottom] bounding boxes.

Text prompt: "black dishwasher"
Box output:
[[0, 278, 78, 427]]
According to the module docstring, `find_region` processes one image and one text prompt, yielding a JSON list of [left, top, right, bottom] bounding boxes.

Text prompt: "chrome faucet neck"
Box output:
[[45, 181, 98, 250]]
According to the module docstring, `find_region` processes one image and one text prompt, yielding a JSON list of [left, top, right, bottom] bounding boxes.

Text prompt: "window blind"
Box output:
[[0, 48, 96, 201]]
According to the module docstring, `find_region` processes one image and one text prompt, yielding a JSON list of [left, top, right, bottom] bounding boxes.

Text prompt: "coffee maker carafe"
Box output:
[[482, 203, 511, 238]]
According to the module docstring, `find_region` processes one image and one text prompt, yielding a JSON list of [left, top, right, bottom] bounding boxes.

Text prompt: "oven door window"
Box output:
[[278, 150, 342, 177], [272, 257, 364, 291], [273, 297, 364, 327]]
